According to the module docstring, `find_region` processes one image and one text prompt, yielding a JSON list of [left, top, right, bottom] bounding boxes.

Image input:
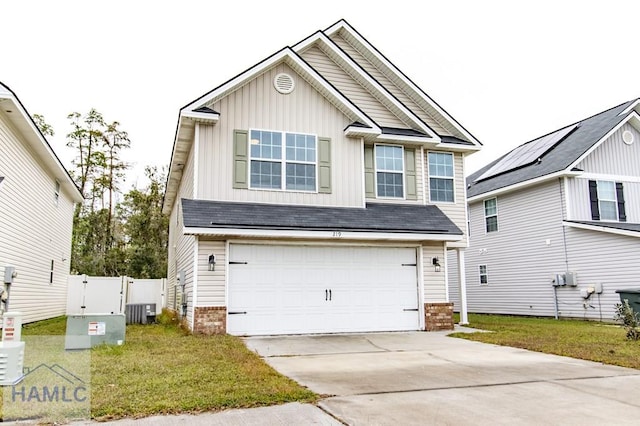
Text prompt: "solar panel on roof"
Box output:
[[475, 124, 578, 182]]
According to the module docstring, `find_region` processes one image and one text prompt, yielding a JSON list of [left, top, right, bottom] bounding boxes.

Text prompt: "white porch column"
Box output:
[[457, 248, 469, 325]]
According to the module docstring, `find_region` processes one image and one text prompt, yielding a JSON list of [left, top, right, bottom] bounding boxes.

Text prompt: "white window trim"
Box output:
[[596, 180, 619, 222], [374, 143, 405, 199], [248, 128, 318, 193], [479, 264, 488, 286], [427, 151, 455, 204], [484, 197, 498, 233]]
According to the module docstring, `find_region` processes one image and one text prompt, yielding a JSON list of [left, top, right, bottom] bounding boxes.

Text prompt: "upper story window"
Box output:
[[484, 198, 498, 232], [428, 152, 454, 203], [54, 180, 60, 206], [589, 180, 626, 222], [375, 145, 404, 198], [249, 129, 317, 192]]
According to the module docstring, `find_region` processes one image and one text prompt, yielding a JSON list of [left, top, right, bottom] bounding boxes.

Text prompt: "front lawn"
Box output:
[[22, 315, 316, 421], [452, 314, 640, 369]]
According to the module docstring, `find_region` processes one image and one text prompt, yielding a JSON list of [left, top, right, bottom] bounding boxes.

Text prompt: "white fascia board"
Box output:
[[294, 32, 439, 140], [574, 172, 640, 183], [568, 112, 640, 170], [184, 227, 463, 242], [375, 134, 439, 144], [467, 171, 571, 203], [563, 221, 640, 238], [324, 21, 481, 147], [435, 143, 481, 153], [0, 95, 83, 202], [182, 110, 220, 124], [344, 126, 381, 137]]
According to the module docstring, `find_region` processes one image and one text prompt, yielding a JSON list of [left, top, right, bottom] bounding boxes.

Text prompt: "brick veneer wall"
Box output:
[[424, 302, 454, 331], [194, 307, 227, 335]]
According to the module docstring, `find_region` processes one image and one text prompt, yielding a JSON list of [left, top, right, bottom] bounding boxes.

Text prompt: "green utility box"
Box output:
[[615, 288, 640, 313], [64, 314, 126, 350]]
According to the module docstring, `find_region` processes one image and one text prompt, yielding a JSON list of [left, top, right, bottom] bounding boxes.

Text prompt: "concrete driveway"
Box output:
[[244, 328, 640, 425]]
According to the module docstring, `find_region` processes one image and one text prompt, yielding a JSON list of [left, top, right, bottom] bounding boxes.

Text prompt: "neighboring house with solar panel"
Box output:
[[163, 20, 482, 336], [449, 99, 640, 321], [0, 82, 83, 323]]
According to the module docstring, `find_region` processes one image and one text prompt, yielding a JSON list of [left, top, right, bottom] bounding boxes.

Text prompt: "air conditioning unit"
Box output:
[[125, 303, 156, 325]]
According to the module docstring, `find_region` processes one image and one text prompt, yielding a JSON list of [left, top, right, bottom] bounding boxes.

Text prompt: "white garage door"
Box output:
[[227, 244, 419, 335]]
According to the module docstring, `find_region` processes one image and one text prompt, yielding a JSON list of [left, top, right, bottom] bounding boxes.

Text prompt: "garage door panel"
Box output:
[[228, 244, 419, 335]]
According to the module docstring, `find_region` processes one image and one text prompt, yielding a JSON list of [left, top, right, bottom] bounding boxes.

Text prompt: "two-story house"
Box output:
[[163, 20, 481, 335], [449, 99, 640, 321], [0, 82, 83, 323]]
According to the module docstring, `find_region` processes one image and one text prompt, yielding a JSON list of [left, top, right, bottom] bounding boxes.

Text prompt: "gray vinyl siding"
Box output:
[[568, 177, 640, 222], [166, 147, 196, 325], [196, 239, 226, 307], [576, 123, 640, 175], [426, 151, 468, 246], [423, 243, 446, 302], [197, 63, 364, 208], [464, 180, 568, 316], [0, 111, 75, 323], [561, 226, 640, 321], [567, 123, 640, 222], [300, 46, 408, 129], [330, 33, 450, 136]]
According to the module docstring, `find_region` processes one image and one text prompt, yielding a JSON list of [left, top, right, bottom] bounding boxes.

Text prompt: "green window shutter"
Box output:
[[318, 137, 332, 194], [404, 148, 417, 200], [233, 129, 248, 189], [364, 145, 375, 198]]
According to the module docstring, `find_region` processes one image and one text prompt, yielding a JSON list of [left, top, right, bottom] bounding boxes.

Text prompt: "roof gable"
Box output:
[[467, 99, 637, 200], [294, 31, 439, 141], [324, 20, 482, 148], [0, 82, 83, 203]]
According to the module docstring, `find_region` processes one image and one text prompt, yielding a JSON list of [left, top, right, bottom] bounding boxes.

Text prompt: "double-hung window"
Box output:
[[375, 145, 404, 198], [428, 152, 454, 202], [589, 180, 626, 222], [596, 180, 618, 221], [479, 265, 488, 285], [484, 198, 498, 232], [249, 129, 316, 191]]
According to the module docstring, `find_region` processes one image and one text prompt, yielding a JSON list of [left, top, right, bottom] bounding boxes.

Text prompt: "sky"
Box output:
[[3, 0, 640, 189]]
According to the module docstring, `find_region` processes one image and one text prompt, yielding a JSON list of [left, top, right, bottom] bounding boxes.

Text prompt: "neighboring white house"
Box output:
[[0, 82, 83, 323], [163, 19, 482, 335], [449, 99, 640, 321]]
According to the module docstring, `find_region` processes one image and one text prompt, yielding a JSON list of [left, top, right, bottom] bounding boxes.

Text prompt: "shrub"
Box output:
[[614, 300, 640, 341]]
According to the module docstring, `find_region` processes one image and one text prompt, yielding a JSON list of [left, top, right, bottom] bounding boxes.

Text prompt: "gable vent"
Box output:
[[274, 73, 295, 94], [622, 130, 634, 145]]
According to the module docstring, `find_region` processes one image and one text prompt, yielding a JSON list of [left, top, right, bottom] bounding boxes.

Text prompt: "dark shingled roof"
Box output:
[[467, 100, 637, 198], [182, 199, 462, 235], [566, 220, 640, 234], [380, 127, 427, 137], [193, 106, 219, 114]]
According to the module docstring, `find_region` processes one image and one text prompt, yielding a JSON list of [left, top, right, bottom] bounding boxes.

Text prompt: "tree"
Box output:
[[118, 167, 169, 279], [32, 113, 55, 137]]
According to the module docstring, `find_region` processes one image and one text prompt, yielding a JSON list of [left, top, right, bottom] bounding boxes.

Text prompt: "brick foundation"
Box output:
[[193, 307, 227, 335], [424, 302, 454, 331]]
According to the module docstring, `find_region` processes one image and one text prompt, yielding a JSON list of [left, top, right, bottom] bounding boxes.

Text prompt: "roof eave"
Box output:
[[0, 85, 83, 203]]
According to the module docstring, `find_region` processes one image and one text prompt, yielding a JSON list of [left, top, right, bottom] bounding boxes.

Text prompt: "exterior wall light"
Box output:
[[432, 257, 441, 272], [208, 254, 216, 271]]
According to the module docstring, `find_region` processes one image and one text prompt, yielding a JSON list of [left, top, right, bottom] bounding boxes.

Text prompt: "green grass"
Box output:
[[452, 314, 640, 369], [20, 315, 316, 421]]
